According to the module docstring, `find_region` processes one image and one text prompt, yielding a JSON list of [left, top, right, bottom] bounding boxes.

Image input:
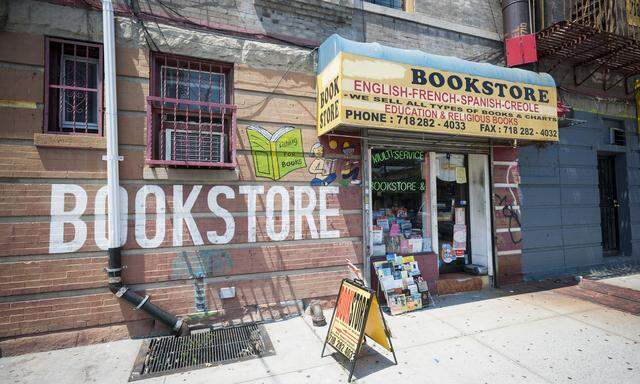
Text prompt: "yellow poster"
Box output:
[[317, 52, 559, 141], [455, 167, 467, 184]]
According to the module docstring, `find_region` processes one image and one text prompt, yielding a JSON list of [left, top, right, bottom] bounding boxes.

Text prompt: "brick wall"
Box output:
[[492, 146, 524, 285], [0, 0, 365, 354], [0, 0, 513, 355]]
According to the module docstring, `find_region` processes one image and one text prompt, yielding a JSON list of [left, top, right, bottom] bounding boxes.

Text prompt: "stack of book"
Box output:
[[373, 254, 428, 315]]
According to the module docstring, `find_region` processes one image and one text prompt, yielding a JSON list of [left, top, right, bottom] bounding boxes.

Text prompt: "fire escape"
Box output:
[[536, 0, 640, 92]]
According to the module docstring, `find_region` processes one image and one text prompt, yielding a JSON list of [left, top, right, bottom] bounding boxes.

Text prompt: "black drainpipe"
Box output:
[[107, 247, 190, 336]]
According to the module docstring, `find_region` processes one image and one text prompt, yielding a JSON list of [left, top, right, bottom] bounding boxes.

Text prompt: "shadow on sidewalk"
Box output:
[[326, 342, 397, 381]]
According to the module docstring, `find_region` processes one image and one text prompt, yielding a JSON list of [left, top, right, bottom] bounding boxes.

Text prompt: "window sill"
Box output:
[[146, 159, 237, 169], [34, 133, 107, 150]]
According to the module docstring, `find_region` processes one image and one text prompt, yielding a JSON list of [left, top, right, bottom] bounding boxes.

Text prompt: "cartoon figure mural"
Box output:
[[244, 125, 361, 185], [339, 141, 360, 186], [308, 142, 337, 186]]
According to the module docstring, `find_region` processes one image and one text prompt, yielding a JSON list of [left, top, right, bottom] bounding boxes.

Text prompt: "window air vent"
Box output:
[[609, 127, 626, 146]]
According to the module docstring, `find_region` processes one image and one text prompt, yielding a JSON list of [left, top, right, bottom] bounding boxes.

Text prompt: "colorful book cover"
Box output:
[[402, 255, 415, 263], [389, 223, 400, 236], [377, 218, 390, 232], [246, 125, 305, 180]]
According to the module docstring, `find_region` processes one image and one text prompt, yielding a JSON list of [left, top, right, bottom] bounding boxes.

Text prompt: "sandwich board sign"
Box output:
[[321, 278, 397, 382]]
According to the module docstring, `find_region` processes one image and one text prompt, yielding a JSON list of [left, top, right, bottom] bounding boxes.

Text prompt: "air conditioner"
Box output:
[[165, 128, 224, 163]]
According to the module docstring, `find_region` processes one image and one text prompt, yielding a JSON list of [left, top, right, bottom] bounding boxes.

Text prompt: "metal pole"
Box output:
[[102, 0, 121, 249]]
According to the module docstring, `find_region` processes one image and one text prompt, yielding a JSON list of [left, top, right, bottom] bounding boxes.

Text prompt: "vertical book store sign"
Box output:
[[321, 279, 397, 382]]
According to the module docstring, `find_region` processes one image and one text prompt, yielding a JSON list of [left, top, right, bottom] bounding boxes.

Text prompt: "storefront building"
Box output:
[[2, 0, 637, 355], [316, 34, 558, 310]]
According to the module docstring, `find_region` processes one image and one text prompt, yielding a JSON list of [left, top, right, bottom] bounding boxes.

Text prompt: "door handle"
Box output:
[[613, 200, 620, 208]]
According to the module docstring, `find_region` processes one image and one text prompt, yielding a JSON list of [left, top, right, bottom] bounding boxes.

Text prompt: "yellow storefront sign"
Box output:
[[317, 52, 559, 141]]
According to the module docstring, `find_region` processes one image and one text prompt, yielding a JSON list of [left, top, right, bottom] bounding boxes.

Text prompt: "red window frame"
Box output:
[[146, 52, 237, 168], [44, 37, 104, 135]]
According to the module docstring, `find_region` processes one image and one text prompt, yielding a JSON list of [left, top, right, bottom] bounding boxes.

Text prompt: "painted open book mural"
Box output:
[[246, 125, 306, 180]]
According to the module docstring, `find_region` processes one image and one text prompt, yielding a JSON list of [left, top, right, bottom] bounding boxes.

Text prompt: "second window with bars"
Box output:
[[147, 53, 236, 168]]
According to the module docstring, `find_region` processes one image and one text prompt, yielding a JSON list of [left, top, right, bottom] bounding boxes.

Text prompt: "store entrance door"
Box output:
[[435, 153, 470, 273]]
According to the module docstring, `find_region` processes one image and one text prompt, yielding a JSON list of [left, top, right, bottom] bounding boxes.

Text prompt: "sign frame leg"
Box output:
[[377, 301, 398, 366], [321, 278, 345, 358], [348, 298, 373, 383]]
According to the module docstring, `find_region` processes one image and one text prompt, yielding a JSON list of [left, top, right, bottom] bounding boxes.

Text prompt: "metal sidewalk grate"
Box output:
[[130, 323, 274, 381]]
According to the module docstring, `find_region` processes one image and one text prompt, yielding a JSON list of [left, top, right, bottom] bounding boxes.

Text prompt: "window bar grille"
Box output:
[[218, 64, 223, 163], [57, 41, 65, 133], [72, 43, 78, 133], [84, 43, 89, 132], [208, 62, 214, 162], [160, 59, 166, 161], [148, 53, 235, 167], [198, 61, 203, 160], [45, 38, 103, 135], [173, 57, 179, 162], [97, 44, 103, 136], [207, 64, 215, 160], [185, 59, 190, 163]]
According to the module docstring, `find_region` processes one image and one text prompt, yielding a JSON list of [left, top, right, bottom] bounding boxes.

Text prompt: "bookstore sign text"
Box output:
[[48, 184, 341, 253], [316, 52, 559, 141]]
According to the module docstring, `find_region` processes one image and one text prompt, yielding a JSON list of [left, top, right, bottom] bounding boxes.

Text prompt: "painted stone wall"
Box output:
[[519, 110, 640, 278]]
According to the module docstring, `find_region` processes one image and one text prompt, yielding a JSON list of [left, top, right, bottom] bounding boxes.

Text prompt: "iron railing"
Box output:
[[44, 38, 103, 135], [147, 53, 236, 168], [146, 96, 237, 168]]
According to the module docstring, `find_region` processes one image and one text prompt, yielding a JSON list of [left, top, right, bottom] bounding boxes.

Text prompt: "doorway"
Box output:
[[435, 153, 471, 273], [597, 155, 620, 256]]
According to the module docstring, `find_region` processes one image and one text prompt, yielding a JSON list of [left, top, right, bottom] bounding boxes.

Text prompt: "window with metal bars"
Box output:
[[44, 38, 103, 135], [147, 53, 236, 168], [364, 0, 404, 10]]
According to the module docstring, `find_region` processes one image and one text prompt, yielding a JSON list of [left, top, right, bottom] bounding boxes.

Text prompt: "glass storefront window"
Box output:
[[369, 149, 471, 271], [370, 149, 429, 256]]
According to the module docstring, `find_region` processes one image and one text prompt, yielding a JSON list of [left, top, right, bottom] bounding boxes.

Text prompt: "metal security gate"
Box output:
[[598, 155, 620, 256], [130, 323, 275, 381]]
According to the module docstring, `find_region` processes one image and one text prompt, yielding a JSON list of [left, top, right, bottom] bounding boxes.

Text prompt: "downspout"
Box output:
[[501, 0, 532, 39], [102, 0, 189, 336]]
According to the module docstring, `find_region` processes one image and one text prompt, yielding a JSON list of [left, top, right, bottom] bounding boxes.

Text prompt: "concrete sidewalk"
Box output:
[[1, 284, 639, 384], [601, 274, 640, 291]]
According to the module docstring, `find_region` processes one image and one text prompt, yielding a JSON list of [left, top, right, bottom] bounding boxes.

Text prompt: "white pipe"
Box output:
[[102, 0, 122, 249]]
